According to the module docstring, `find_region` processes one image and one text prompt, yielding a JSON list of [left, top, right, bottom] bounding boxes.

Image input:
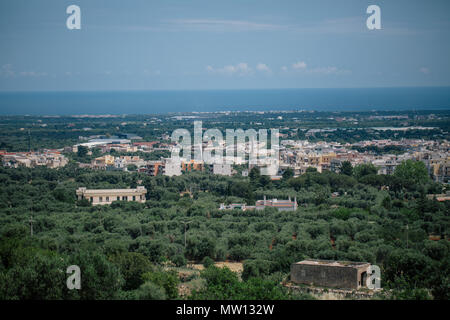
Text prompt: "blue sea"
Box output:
[[0, 87, 449, 115]]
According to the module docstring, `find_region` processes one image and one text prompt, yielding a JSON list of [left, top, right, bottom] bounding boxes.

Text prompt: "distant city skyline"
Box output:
[[0, 0, 450, 91]]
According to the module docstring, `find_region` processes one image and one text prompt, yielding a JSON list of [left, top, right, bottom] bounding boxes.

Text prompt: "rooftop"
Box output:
[[76, 186, 146, 195], [295, 259, 370, 268]]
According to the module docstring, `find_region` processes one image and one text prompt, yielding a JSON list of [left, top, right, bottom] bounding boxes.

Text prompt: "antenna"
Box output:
[[406, 224, 409, 249]]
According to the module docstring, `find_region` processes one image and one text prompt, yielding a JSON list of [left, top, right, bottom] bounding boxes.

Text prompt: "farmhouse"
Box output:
[[291, 259, 371, 290]]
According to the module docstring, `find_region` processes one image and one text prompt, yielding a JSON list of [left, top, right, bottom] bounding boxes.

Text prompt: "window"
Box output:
[[133, 196, 136, 201], [117, 196, 120, 201], [106, 197, 109, 202], [99, 197, 102, 202]]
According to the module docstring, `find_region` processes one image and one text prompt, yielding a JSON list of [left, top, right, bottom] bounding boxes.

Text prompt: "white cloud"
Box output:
[[289, 61, 350, 75], [419, 67, 430, 74], [0, 64, 15, 77], [168, 19, 283, 32], [256, 63, 271, 73], [308, 66, 338, 74], [19, 71, 48, 77], [143, 69, 161, 76], [92, 16, 421, 36], [0, 64, 48, 78], [292, 61, 307, 70], [306, 66, 351, 75], [206, 63, 252, 76], [206, 61, 350, 77]]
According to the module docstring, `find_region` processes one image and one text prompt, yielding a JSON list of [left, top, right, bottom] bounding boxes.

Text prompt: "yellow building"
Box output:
[[320, 152, 337, 165], [91, 155, 115, 168]]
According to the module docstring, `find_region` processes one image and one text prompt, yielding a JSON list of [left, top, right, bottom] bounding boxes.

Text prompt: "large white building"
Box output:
[[76, 186, 147, 205]]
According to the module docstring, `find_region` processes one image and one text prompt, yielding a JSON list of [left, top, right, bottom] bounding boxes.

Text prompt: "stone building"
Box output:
[[291, 259, 371, 290], [76, 186, 147, 205]]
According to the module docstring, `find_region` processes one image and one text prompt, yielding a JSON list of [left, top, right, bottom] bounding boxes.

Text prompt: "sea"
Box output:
[[0, 87, 449, 115]]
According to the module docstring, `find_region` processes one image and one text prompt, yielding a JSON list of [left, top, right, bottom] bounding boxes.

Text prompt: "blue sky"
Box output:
[[0, 0, 449, 91]]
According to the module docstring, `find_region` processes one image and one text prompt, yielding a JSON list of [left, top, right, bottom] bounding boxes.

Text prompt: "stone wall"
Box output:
[[285, 283, 375, 300], [291, 263, 361, 289]]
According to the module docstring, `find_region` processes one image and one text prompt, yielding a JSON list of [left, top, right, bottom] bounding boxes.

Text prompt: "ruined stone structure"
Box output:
[[76, 186, 147, 205], [291, 259, 371, 290]]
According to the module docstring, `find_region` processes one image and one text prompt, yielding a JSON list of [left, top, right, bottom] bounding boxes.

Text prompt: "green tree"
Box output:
[[353, 163, 378, 179], [202, 256, 215, 268], [70, 250, 124, 299], [136, 281, 167, 300], [249, 167, 261, 183], [191, 266, 288, 300], [127, 164, 137, 172], [109, 252, 153, 290], [0, 248, 69, 300], [77, 146, 88, 158], [340, 161, 353, 176], [282, 168, 294, 180], [142, 269, 179, 299], [394, 160, 430, 184], [306, 167, 317, 173]]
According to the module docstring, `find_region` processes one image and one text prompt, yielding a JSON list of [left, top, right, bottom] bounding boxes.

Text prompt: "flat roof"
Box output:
[[295, 259, 370, 268], [76, 187, 146, 195]]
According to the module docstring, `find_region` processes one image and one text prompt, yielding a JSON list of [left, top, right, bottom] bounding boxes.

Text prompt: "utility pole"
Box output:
[[406, 224, 409, 249], [182, 220, 192, 248], [29, 216, 34, 237]]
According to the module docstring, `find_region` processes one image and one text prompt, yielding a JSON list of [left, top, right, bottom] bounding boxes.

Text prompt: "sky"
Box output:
[[0, 0, 449, 91]]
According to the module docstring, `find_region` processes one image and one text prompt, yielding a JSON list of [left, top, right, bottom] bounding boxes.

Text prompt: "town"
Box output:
[[0, 109, 448, 301], [2, 121, 448, 183]]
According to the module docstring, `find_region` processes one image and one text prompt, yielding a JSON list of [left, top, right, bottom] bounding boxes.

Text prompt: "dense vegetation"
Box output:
[[0, 158, 448, 300]]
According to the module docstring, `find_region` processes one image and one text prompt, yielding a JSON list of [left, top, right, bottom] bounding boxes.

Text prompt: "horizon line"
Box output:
[[0, 85, 450, 94]]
